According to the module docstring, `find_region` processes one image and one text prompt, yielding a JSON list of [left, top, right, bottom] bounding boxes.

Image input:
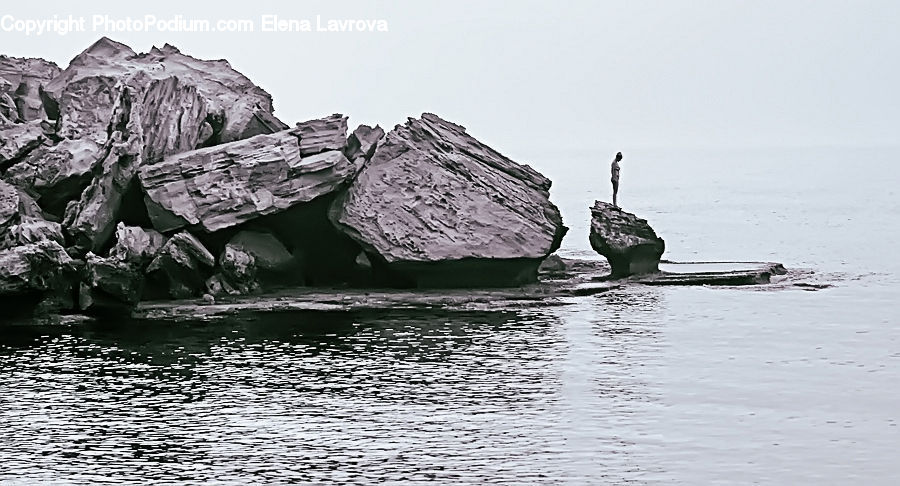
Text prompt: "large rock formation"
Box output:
[[42, 37, 285, 152], [0, 37, 289, 254], [589, 201, 665, 277], [329, 113, 567, 287], [0, 38, 587, 318], [138, 114, 357, 233]]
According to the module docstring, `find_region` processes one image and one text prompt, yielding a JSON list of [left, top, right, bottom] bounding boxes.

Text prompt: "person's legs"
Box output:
[[612, 179, 619, 207]]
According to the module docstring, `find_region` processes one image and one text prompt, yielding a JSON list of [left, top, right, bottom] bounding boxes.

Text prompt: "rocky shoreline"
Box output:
[[1, 38, 785, 322]]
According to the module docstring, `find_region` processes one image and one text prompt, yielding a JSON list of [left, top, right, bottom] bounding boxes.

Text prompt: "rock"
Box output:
[[355, 251, 372, 270], [0, 218, 64, 251], [203, 231, 301, 296], [108, 223, 166, 265], [206, 243, 260, 296], [344, 124, 384, 164], [0, 240, 77, 316], [292, 114, 349, 156], [0, 179, 44, 234], [61, 82, 143, 254], [43, 38, 287, 154], [538, 254, 568, 274], [146, 232, 215, 299], [0, 179, 22, 232], [0, 120, 46, 169], [77, 224, 164, 312], [343, 124, 384, 176], [636, 261, 787, 286], [80, 252, 144, 310], [0, 55, 61, 122], [227, 231, 294, 273], [138, 116, 358, 233], [329, 113, 567, 287], [589, 201, 665, 277], [28, 37, 288, 253], [4, 137, 103, 216]]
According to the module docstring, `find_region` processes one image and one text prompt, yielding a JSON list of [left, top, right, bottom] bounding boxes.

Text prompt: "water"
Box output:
[[1, 147, 898, 484]]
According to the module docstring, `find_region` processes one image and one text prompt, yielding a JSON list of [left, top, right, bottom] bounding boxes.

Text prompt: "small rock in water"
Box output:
[[589, 201, 665, 278]]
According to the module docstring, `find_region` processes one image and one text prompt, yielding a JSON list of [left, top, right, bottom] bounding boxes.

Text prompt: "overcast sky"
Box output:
[[2, 0, 898, 153]]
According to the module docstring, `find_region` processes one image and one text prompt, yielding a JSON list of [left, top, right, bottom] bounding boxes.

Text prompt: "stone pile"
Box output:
[[0, 38, 567, 317]]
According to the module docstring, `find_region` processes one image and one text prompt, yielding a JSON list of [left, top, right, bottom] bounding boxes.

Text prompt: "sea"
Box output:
[[1, 146, 898, 484]]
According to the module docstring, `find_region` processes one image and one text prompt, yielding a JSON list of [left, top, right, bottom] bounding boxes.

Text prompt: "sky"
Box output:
[[2, 0, 898, 154]]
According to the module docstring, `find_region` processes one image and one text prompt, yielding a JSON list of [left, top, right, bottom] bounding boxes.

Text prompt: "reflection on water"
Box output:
[[2, 275, 899, 483], [0, 303, 663, 484]]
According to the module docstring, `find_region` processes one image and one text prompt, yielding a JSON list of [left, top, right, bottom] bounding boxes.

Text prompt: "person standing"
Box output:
[[611, 152, 622, 207]]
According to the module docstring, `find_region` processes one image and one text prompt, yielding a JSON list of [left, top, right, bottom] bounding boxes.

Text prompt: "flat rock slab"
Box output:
[[129, 259, 789, 320], [635, 261, 788, 285], [138, 124, 355, 233], [134, 286, 575, 320]]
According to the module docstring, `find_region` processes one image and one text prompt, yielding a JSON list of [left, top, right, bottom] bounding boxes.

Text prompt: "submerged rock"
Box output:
[[589, 201, 665, 277], [138, 115, 357, 233], [146, 232, 215, 299], [329, 113, 567, 287]]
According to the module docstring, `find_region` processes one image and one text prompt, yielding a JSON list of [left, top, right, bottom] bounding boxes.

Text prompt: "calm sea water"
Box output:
[[1, 147, 898, 484]]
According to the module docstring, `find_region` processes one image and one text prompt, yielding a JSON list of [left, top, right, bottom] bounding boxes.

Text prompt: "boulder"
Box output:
[[80, 252, 144, 310], [205, 243, 260, 296], [538, 254, 568, 275], [344, 124, 384, 169], [4, 138, 102, 216], [0, 218, 64, 251], [329, 113, 567, 287], [61, 82, 143, 254], [43, 38, 287, 154], [145, 232, 215, 299], [0, 120, 46, 169], [23, 37, 288, 253], [138, 115, 358, 234], [227, 231, 295, 273], [108, 223, 166, 265], [292, 114, 349, 156], [588, 201, 665, 277], [0, 240, 77, 316], [76, 223, 163, 312], [0, 179, 43, 234], [0, 55, 61, 122]]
